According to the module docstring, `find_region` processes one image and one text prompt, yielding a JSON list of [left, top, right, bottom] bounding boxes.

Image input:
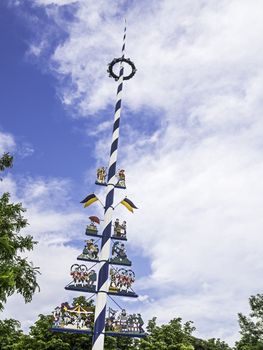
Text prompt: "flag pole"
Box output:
[[91, 20, 127, 350]]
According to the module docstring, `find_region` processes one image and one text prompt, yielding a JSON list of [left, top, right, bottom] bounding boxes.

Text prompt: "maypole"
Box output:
[[91, 21, 127, 350], [50, 20, 143, 350]]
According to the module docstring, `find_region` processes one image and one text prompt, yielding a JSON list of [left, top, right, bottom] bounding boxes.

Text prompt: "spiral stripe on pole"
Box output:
[[92, 23, 126, 350]]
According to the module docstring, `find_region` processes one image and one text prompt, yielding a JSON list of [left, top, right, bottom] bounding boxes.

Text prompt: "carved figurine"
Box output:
[[106, 308, 118, 331], [87, 269, 97, 286], [113, 219, 126, 238], [121, 221, 127, 235], [116, 169, 126, 187], [96, 167, 107, 184], [109, 268, 135, 295], [110, 241, 131, 265], [105, 308, 145, 334], [137, 314, 144, 333], [82, 239, 99, 260], [86, 217, 98, 235], [53, 306, 62, 327], [69, 264, 97, 290], [118, 309, 128, 332], [52, 302, 93, 330]]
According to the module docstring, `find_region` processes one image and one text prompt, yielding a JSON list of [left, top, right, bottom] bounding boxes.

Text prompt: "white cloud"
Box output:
[[0, 175, 90, 328], [6, 0, 263, 345], [1, 241, 81, 331], [0, 175, 88, 240], [124, 117, 263, 344], [0, 130, 35, 158], [33, 0, 77, 5], [17, 142, 35, 158], [28, 0, 263, 122], [0, 131, 16, 153], [86, 120, 112, 136]]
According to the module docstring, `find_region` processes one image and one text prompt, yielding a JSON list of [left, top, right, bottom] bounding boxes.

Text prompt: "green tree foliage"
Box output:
[[0, 295, 234, 350], [0, 295, 234, 349], [12, 297, 95, 350], [0, 318, 23, 349], [0, 153, 40, 310], [236, 294, 263, 350], [193, 337, 232, 350], [139, 317, 195, 350], [139, 317, 232, 350], [0, 152, 13, 172]]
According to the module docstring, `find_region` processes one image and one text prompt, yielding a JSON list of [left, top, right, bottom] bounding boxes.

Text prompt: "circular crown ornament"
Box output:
[[107, 58, 136, 81]]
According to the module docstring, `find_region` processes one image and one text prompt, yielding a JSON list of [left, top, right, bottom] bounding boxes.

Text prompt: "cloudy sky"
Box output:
[[1, 0, 263, 345]]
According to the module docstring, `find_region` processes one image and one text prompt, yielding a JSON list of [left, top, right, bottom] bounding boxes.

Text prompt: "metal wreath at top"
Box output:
[[107, 58, 136, 81]]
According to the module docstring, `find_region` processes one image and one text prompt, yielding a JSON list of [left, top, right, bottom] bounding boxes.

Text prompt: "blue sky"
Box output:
[[0, 0, 152, 279], [1, 0, 263, 346], [0, 2, 94, 181], [1, 0, 153, 330]]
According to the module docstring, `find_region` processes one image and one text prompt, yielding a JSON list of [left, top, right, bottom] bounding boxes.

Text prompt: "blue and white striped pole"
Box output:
[[91, 22, 126, 350]]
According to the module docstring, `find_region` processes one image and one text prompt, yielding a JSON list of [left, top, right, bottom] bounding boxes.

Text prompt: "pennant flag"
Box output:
[[80, 194, 98, 208], [120, 197, 138, 213]]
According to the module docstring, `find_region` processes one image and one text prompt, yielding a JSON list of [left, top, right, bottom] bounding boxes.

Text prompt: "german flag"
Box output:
[[80, 194, 98, 208], [120, 197, 138, 213]]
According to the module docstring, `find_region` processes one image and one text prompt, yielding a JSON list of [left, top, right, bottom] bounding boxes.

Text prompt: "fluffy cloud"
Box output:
[[0, 130, 34, 158], [35, 0, 77, 5], [29, 0, 263, 122], [0, 175, 88, 327], [0, 175, 89, 241], [0, 131, 16, 152], [4, 0, 263, 345], [126, 123, 263, 344]]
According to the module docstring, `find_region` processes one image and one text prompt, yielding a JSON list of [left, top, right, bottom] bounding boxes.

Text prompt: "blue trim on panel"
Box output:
[[85, 232, 103, 238], [65, 285, 96, 293], [95, 181, 107, 187], [50, 327, 93, 335], [109, 260, 132, 267], [104, 331, 147, 338], [111, 235, 127, 241], [107, 291, 138, 298], [77, 256, 100, 263]]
